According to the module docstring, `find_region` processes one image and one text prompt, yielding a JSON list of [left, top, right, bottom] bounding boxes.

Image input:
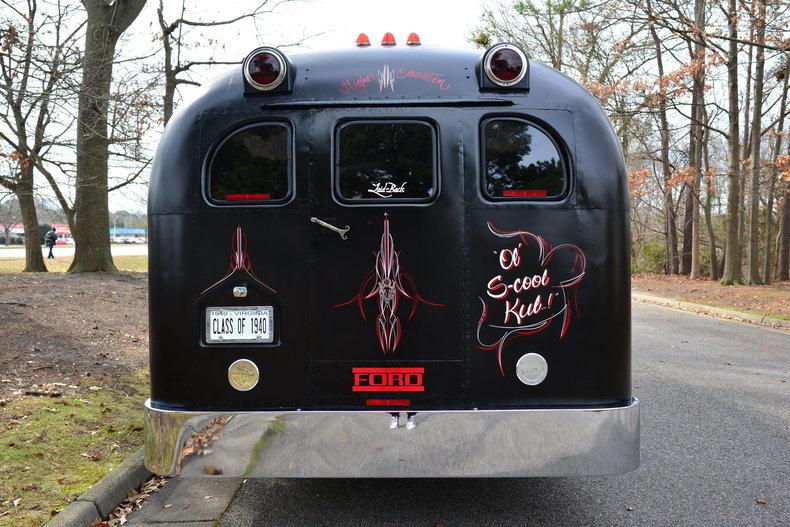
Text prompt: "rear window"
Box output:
[[482, 118, 565, 200], [336, 121, 436, 202], [209, 123, 291, 204]]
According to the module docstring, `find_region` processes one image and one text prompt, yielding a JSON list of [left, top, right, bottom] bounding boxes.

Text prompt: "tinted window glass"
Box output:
[[337, 122, 435, 201], [210, 124, 290, 203], [483, 119, 565, 199]]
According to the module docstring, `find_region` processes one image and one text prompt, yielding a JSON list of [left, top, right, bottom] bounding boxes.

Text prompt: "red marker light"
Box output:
[[406, 32, 421, 46], [502, 190, 547, 198], [366, 399, 411, 406], [243, 47, 287, 91], [356, 33, 370, 47], [226, 193, 271, 201], [381, 32, 396, 46], [484, 44, 527, 87]]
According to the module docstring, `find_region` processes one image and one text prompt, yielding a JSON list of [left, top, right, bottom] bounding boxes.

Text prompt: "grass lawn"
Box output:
[[0, 370, 148, 527], [0, 255, 148, 274]]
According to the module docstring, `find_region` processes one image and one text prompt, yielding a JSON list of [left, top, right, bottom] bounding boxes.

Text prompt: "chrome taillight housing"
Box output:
[[243, 47, 287, 91], [483, 43, 528, 87]]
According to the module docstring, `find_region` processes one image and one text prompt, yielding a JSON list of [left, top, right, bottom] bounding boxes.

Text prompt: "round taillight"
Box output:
[[484, 44, 527, 87], [244, 48, 286, 91]]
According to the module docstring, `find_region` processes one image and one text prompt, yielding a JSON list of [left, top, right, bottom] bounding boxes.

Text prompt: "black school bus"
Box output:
[[144, 33, 639, 477]]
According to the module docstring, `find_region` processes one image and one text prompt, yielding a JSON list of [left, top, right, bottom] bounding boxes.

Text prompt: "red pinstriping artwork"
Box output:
[[477, 221, 586, 376], [201, 225, 278, 296], [335, 213, 443, 355]]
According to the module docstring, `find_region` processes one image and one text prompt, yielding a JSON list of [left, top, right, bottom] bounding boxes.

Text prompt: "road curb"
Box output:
[[44, 448, 151, 527], [632, 292, 789, 330]]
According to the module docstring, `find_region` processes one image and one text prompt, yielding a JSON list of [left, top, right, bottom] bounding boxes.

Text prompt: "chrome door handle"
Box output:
[[310, 217, 350, 240]]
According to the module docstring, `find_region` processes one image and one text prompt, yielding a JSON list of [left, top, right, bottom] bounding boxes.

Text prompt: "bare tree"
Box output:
[[688, 0, 705, 279], [69, 0, 146, 273], [645, 0, 680, 273], [0, 0, 83, 272], [778, 153, 790, 280], [763, 59, 788, 283], [156, 0, 300, 126], [700, 110, 719, 280], [720, 0, 743, 284], [0, 194, 21, 245], [745, 0, 767, 284]]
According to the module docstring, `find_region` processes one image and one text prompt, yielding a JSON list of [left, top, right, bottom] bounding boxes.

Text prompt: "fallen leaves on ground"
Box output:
[[203, 464, 222, 475], [632, 273, 789, 320], [81, 450, 105, 462], [100, 476, 167, 526]]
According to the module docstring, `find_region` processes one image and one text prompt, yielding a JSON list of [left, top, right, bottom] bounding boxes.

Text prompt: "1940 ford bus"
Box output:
[[144, 34, 639, 478]]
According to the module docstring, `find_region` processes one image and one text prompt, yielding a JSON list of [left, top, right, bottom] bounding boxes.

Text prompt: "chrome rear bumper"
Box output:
[[144, 398, 639, 477]]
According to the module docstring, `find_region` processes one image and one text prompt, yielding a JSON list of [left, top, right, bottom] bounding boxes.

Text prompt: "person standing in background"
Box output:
[[44, 227, 57, 259]]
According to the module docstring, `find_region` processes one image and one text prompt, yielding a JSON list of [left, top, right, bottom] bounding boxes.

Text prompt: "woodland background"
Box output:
[[1, 0, 789, 287]]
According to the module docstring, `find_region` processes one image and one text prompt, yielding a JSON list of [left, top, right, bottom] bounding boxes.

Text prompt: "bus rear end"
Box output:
[[145, 40, 639, 477]]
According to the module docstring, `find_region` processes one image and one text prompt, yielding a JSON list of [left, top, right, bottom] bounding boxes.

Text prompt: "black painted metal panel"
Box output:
[[147, 45, 631, 411]]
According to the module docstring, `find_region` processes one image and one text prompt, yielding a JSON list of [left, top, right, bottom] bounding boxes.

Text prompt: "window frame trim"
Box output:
[[479, 116, 570, 203], [203, 120, 295, 208], [332, 118, 440, 206]]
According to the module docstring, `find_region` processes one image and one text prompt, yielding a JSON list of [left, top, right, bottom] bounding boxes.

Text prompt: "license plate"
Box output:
[[205, 306, 273, 344]]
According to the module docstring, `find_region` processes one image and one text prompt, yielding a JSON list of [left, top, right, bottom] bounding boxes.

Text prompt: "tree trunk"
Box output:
[[720, 0, 742, 285], [163, 57, 177, 126], [701, 110, 718, 280], [736, 8, 755, 273], [70, 0, 147, 273], [779, 185, 790, 281], [17, 173, 47, 272], [158, 0, 177, 126], [762, 70, 788, 284], [681, 187, 693, 275], [746, 0, 765, 285], [719, 243, 726, 280], [689, 0, 705, 279], [647, 6, 679, 274]]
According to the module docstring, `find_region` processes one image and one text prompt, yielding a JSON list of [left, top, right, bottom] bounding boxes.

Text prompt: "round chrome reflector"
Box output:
[[243, 47, 287, 91], [515, 353, 548, 386], [484, 44, 527, 87], [228, 358, 259, 391]]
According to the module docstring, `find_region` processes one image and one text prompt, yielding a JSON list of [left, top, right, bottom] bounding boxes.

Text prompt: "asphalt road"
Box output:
[[0, 244, 147, 258], [127, 303, 790, 527]]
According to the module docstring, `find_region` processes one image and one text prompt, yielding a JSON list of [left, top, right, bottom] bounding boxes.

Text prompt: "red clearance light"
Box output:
[[381, 32, 396, 46], [484, 44, 527, 87], [366, 399, 411, 406], [406, 32, 421, 46], [502, 189, 547, 197], [356, 33, 370, 47], [226, 193, 271, 201], [243, 47, 287, 91]]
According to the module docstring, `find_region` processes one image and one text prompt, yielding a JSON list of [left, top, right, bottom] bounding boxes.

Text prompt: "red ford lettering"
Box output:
[[352, 367, 425, 392]]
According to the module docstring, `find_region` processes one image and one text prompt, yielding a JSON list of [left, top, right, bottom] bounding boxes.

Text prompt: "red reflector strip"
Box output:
[[502, 189, 548, 197], [366, 399, 410, 406], [352, 367, 423, 374], [353, 385, 424, 392], [226, 193, 271, 201]]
